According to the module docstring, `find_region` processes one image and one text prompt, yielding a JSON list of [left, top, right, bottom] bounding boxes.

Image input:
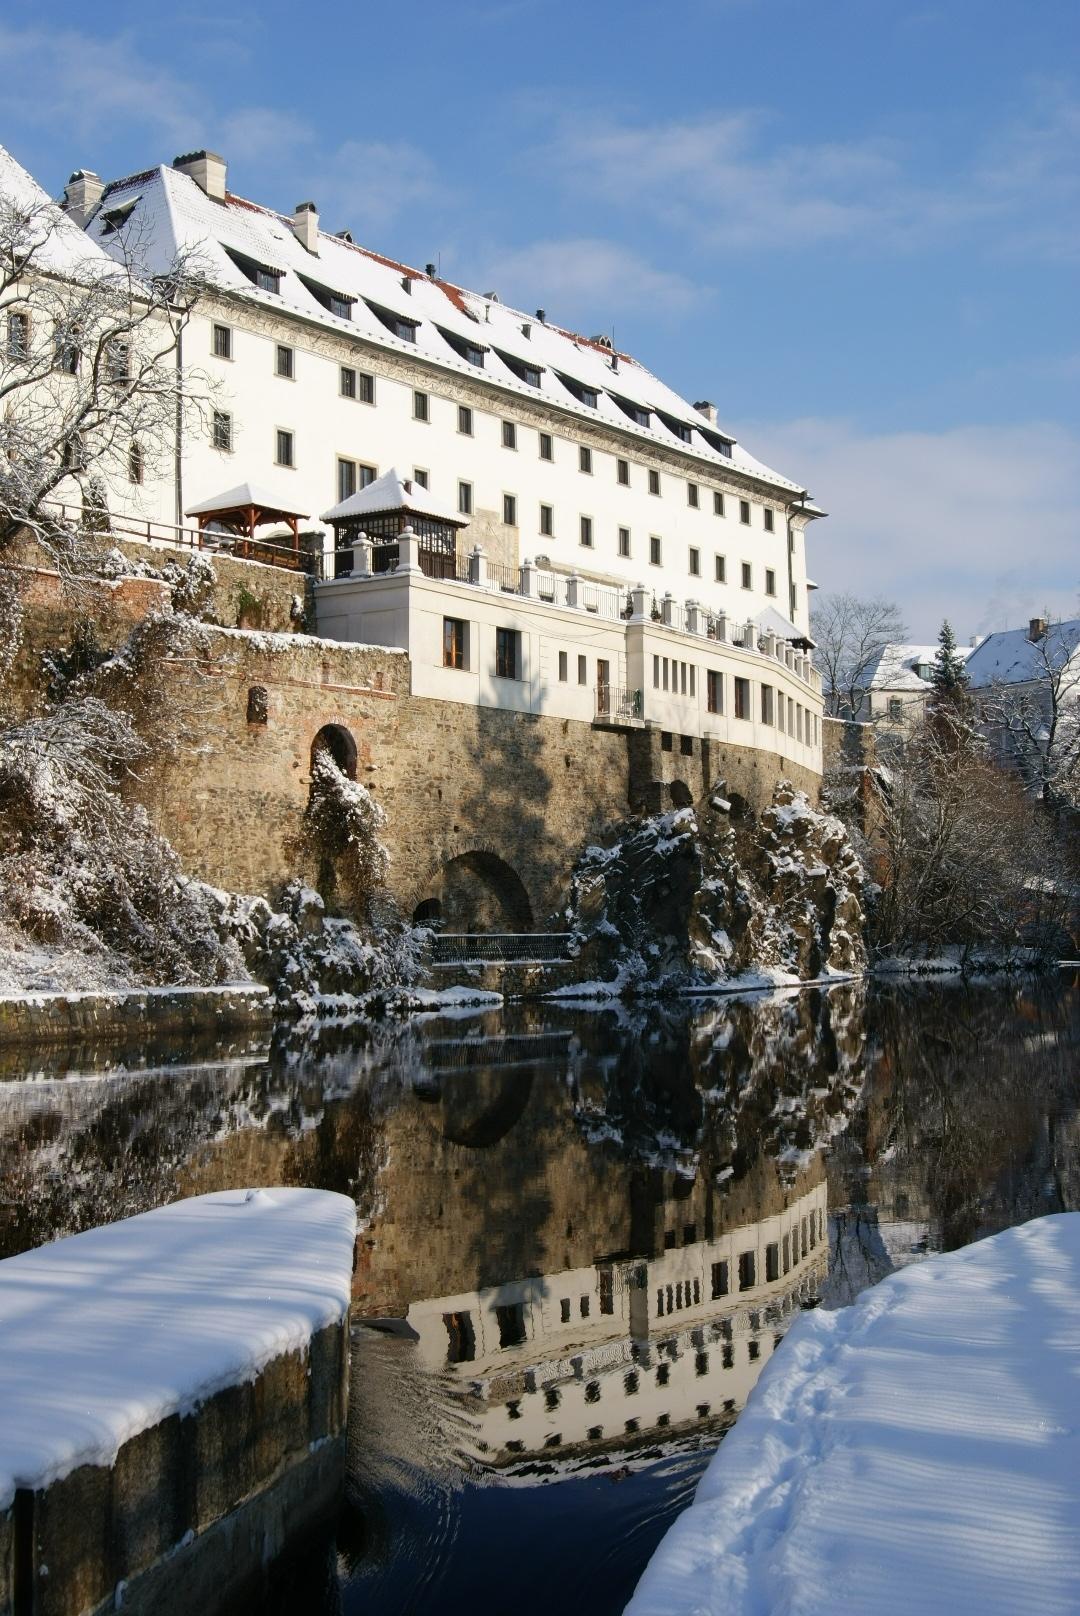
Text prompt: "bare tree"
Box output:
[[811, 592, 907, 718], [0, 183, 209, 570], [979, 621, 1080, 815]]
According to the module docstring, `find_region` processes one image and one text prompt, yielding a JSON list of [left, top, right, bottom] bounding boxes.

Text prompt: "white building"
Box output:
[[404, 1181, 828, 1470], [853, 640, 977, 728], [65, 148, 824, 760]]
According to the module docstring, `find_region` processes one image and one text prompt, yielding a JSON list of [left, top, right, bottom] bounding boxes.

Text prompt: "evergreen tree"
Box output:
[[929, 620, 968, 705]]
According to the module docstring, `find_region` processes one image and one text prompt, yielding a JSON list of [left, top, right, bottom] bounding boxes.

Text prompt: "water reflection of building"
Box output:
[[404, 1182, 828, 1469]]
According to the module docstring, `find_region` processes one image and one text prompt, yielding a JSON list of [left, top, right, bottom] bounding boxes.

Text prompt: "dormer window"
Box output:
[[439, 326, 487, 367], [99, 198, 139, 237], [298, 273, 354, 320], [611, 394, 650, 428], [657, 410, 693, 444], [224, 248, 283, 296], [497, 349, 544, 388], [367, 301, 417, 342], [556, 372, 598, 409]]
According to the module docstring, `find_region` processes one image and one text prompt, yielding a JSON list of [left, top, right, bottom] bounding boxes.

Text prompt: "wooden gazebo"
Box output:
[[320, 467, 467, 579], [185, 483, 310, 569]]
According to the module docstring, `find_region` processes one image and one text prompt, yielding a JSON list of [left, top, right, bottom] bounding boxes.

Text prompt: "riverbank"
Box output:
[[627, 1213, 1080, 1616]]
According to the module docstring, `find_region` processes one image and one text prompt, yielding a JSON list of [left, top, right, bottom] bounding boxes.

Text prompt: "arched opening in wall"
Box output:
[[311, 723, 358, 780], [669, 780, 694, 809], [415, 851, 533, 935], [413, 896, 443, 927]]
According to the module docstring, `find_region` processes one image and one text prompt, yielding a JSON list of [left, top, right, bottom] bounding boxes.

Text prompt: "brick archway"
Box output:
[[410, 847, 534, 932]]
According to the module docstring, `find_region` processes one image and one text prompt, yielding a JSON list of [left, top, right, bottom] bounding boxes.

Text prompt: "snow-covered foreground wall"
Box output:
[[0, 1188, 357, 1616], [627, 1213, 1080, 1616]]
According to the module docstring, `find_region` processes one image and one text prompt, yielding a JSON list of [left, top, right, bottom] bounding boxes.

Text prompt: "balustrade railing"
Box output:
[[430, 932, 575, 965], [596, 685, 644, 723]]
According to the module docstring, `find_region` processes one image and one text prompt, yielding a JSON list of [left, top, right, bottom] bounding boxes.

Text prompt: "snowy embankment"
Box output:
[[0, 1187, 356, 1509], [627, 1214, 1080, 1616]]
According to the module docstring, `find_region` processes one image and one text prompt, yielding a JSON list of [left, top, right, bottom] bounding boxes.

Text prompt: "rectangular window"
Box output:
[[648, 468, 660, 496], [496, 627, 521, 680], [715, 554, 726, 583], [888, 697, 903, 722], [761, 684, 775, 725], [577, 654, 587, 686], [560, 1298, 571, 1324], [734, 677, 750, 720], [458, 404, 473, 435], [539, 503, 553, 537], [413, 390, 429, 422], [580, 515, 593, 547], [649, 534, 662, 566], [6, 310, 29, 359], [738, 1251, 756, 1290], [740, 499, 751, 525], [662, 660, 669, 692], [275, 344, 294, 379], [797, 705, 804, 743], [653, 655, 659, 689], [212, 322, 232, 360], [211, 410, 232, 452], [680, 733, 693, 755], [741, 562, 752, 590], [687, 481, 699, 508], [713, 490, 725, 517], [337, 457, 357, 502], [413, 467, 429, 489], [764, 508, 775, 533], [618, 526, 631, 557], [765, 568, 776, 596], [106, 339, 130, 382], [711, 1260, 729, 1298], [558, 650, 568, 682], [503, 493, 517, 527], [579, 445, 592, 474], [661, 730, 673, 751], [458, 480, 472, 516], [127, 439, 143, 485], [496, 1303, 526, 1348], [707, 670, 723, 714], [443, 617, 466, 670], [788, 696, 795, 735], [275, 428, 294, 467], [539, 431, 553, 461], [56, 332, 80, 374], [688, 546, 700, 576], [783, 1233, 791, 1274], [502, 419, 517, 449], [617, 457, 629, 485], [339, 365, 355, 399]]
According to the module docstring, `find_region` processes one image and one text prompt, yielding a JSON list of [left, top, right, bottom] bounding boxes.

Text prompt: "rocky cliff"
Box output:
[[561, 781, 866, 994]]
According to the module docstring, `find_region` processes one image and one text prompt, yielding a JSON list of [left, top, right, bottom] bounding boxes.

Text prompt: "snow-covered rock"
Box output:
[[560, 782, 866, 995], [628, 1213, 1080, 1616]]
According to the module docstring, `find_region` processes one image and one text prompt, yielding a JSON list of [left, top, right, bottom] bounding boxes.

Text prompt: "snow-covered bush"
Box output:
[[0, 698, 246, 985], [293, 751, 390, 919]]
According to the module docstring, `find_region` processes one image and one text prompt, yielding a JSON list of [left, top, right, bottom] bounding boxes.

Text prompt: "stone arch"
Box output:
[[415, 1068, 536, 1148], [310, 722, 357, 781], [411, 849, 533, 933], [669, 779, 694, 809]]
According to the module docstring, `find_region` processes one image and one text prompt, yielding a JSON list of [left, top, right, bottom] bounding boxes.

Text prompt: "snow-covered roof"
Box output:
[[85, 160, 809, 498], [964, 620, 1080, 688], [755, 604, 811, 645], [320, 465, 464, 526], [0, 143, 116, 281], [185, 480, 310, 518], [863, 642, 975, 692]]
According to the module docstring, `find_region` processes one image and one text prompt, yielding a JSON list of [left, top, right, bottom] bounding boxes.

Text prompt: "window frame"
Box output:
[[443, 616, 467, 671], [275, 343, 294, 380], [501, 419, 517, 450], [495, 626, 522, 681], [457, 480, 473, 516], [413, 389, 430, 423], [275, 427, 295, 468], [211, 322, 232, 361], [457, 403, 473, 436], [502, 492, 517, 527]]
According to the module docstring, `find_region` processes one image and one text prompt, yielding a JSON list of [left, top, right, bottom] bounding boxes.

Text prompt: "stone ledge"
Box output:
[[0, 986, 272, 1047]]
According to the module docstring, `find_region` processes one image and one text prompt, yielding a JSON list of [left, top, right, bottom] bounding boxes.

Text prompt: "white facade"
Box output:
[[404, 1182, 828, 1467]]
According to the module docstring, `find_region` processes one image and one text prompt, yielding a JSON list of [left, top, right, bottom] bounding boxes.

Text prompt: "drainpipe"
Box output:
[[174, 325, 184, 529]]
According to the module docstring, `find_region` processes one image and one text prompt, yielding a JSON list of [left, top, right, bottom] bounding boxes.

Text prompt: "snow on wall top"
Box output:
[[0, 143, 117, 281], [627, 1212, 1080, 1616], [964, 619, 1080, 688], [0, 1187, 357, 1508], [84, 161, 808, 499]]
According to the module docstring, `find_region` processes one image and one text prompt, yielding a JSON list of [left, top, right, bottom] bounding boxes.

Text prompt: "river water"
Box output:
[[2, 973, 1078, 1614]]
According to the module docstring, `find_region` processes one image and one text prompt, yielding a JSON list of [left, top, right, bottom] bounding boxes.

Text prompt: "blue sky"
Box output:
[[2, 0, 1077, 637]]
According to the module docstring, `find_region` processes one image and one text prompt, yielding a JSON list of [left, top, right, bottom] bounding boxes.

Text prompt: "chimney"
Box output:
[[694, 400, 718, 425], [292, 201, 319, 253], [1028, 616, 1047, 643], [536, 307, 546, 323], [521, 321, 532, 339], [172, 150, 227, 201], [62, 170, 104, 228], [425, 262, 436, 277]]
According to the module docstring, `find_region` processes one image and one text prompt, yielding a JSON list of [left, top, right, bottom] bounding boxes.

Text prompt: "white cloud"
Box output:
[[743, 417, 1080, 640], [523, 90, 1080, 259], [467, 237, 702, 321]]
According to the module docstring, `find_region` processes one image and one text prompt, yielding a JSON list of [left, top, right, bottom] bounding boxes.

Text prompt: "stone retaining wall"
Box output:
[[0, 986, 271, 1047]]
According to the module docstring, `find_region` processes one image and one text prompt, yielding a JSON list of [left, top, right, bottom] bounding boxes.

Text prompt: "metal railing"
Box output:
[[41, 499, 311, 572], [596, 685, 644, 723], [429, 932, 575, 965]]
